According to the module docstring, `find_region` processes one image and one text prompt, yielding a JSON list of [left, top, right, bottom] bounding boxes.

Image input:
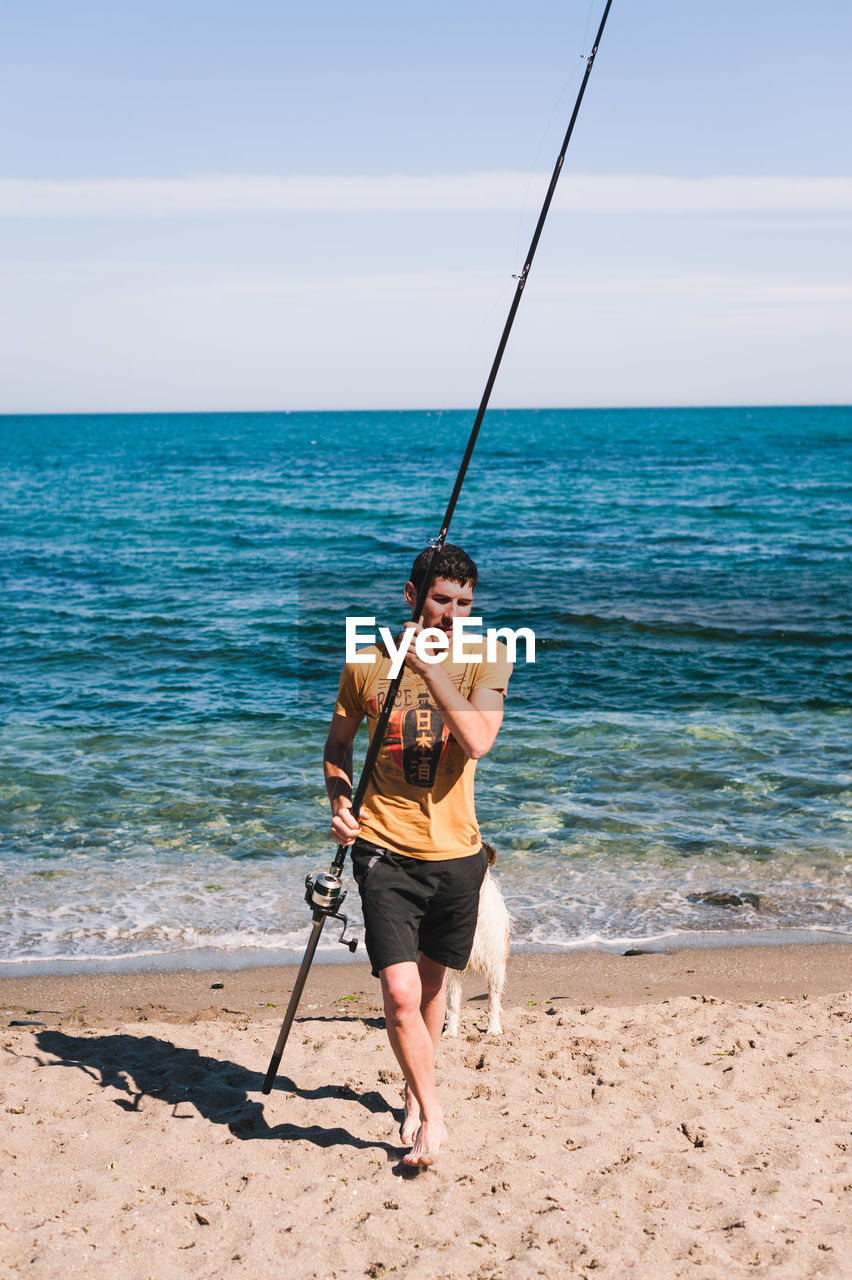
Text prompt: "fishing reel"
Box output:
[[304, 871, 358, 952]]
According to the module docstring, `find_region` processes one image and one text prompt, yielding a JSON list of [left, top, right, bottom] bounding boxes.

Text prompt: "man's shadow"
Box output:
[[34, 1028, 401, 1159]]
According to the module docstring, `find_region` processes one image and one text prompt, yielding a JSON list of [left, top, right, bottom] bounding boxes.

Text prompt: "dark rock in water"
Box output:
[[623, 948, 670, 956], [687, 891, 761, 910]]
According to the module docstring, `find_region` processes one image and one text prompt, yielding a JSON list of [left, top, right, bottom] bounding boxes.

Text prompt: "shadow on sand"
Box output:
[[34, 1028, 403, 1160]]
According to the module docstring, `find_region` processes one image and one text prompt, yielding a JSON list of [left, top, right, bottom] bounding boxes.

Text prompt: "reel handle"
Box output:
[[336, 912, 358, 952]]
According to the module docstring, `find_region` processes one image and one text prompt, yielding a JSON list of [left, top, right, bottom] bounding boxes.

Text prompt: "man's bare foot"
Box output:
[[402, 1118, 448, 1168], [400, 1084, 420, 1147]]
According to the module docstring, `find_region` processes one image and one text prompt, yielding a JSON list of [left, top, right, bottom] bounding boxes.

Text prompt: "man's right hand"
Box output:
[[330, 797, 361, 846]]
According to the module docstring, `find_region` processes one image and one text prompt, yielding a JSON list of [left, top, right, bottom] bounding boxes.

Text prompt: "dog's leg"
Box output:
[[486, 964, 504, 1035], [444, 970, 461, 1038]]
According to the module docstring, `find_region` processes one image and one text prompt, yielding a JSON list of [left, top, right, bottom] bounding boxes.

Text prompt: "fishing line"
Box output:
[[510, 1, 601, 270], [512, 55, 587, 271], [262, 0, 614, 1094], [412, 405, 447, 543], [582, 0, 598, 51]]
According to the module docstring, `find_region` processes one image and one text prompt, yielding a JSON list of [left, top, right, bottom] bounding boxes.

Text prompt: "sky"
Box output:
[[1, 0, 851, 413]]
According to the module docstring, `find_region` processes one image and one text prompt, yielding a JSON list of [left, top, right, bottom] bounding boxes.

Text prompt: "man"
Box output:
[[324, 544, 511, 1167]]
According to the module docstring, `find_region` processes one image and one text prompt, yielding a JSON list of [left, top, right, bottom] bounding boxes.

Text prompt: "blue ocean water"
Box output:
[[1, 407, 850, 971]]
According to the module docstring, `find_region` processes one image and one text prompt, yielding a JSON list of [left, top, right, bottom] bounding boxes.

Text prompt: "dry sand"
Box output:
[[2, 944, 851, 1279]]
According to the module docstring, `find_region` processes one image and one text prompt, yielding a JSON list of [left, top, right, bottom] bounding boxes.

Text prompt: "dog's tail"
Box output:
[[481, 840, 498, 869]]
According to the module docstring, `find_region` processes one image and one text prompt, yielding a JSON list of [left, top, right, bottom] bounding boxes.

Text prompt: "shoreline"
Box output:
[[3, 941, 851, 1025], [3, 924, 852, 982]]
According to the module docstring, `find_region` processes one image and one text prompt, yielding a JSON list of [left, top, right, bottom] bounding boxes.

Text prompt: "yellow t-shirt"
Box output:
[[334, 639, 511, 859]]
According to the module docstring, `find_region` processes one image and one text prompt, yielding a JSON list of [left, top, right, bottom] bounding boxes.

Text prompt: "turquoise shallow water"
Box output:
[[1, 407, 851, 969]]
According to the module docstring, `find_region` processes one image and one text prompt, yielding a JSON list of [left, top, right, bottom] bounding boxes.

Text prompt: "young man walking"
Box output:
[[324, 544, 511, 1167]]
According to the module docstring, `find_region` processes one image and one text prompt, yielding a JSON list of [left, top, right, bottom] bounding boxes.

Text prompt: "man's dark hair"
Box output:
[[408, 543, 478, 591]]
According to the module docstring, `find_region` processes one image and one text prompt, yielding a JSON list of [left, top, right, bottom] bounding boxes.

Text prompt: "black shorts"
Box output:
[[350, 837, 488, 978]]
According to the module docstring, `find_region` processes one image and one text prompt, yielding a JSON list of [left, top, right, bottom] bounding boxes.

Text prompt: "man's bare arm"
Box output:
[[324, 711, 362, 845], [402, 629, 506, 758], [421, 674, 504, 759]]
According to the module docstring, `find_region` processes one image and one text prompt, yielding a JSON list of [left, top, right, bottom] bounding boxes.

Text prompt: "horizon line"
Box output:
[[2, 401, 850, 419]]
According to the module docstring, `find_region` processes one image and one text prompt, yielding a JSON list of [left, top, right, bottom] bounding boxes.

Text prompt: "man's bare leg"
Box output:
[[398, 953, 448, 1145], [381, 956, 448, 1166]]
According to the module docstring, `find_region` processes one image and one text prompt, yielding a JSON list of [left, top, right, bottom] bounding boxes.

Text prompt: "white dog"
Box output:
[[444, 842, 511, 1037]]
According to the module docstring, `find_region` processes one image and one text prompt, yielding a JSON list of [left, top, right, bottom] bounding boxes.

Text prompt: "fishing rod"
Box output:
[[262, 0, 613, 1095]]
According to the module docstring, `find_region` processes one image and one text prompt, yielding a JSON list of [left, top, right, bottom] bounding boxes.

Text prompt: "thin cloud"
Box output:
[[0, 173, 851, 219]]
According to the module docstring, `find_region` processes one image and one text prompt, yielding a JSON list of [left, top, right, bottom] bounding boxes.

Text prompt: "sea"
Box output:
[[1, 406, 850, 975]]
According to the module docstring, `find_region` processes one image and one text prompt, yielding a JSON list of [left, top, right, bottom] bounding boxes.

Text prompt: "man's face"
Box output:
[[404, 576, 475, 635]]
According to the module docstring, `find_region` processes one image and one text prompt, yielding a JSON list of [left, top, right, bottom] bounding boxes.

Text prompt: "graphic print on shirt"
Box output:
[[381, 690, 449, 788]]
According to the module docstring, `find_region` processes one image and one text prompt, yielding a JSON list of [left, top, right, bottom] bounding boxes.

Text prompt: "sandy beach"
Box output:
[[2, 944, 850, 1279]]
